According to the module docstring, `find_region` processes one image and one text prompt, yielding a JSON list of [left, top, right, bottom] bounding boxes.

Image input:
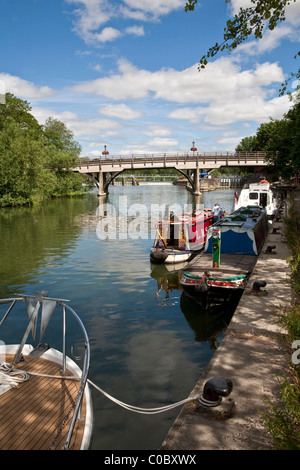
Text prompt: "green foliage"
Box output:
[[43, 117, 81, 160], [266, 375, 300, 450], [0, 93, 41, 133], [235, 136, 258, 152], [0, 93, 86, 207], [235, 91, 300, 178], [264, 194, 300, 450]]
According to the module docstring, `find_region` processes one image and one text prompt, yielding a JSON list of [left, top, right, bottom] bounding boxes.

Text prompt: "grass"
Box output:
[[264, 190, 300, 450]]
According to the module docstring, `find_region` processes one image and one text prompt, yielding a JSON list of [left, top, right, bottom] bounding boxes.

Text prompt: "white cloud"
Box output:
[[0, 73, 54, 99], [146, 137, 179, 149], [125, 25, 145, 36], [144, 125, 172, 137], [99, 103, 142, 119], [65, 0, 112, 42], [122, 0, 184, 17], [25, 50, 293, 154], [94, 26, 122, 42], [69, 56, 285, 108], [31, 106, 123, 137], [66, 0, 185, 43]]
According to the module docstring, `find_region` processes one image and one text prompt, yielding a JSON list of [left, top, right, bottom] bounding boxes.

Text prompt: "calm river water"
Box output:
[[0, 184, 238, 450]]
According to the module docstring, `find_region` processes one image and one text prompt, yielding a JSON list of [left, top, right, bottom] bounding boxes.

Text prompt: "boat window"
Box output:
[[249, 192, 258, 200]]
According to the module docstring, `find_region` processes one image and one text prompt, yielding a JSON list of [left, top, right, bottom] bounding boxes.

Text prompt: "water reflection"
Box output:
[[0, 184, 239, 450], [150, 262, 239, 349], [180, 291, 239, 348], [0, 196, 99, 298], [150, 263, 183, 306]]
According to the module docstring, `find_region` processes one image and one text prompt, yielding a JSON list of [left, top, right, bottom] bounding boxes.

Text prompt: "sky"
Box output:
[[1, 0, 300, 157]]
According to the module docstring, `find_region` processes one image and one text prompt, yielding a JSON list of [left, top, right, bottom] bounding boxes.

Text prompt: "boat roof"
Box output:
[[248, 183, 270, 190], [213, 206, 266, 230], [158, 208, 212, 224]]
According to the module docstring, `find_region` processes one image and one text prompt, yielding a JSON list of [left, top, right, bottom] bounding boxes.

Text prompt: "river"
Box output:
[[0, 183, 238, 450]]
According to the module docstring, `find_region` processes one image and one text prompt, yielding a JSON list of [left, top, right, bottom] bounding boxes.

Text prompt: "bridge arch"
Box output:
[[72, 151, 271, 196], [88, 168, 200, 195]]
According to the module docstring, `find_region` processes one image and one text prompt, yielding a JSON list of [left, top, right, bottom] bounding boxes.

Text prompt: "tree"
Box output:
[[43, 117, 81, 171], [0, 118, 48, 205], [235, 90, 300, 178], [185, 0, 299, 94], [0, 93, 41, 133], [0, 94, 86, 206], [284, 98, 300, 174], [236, 136, 258, 151]]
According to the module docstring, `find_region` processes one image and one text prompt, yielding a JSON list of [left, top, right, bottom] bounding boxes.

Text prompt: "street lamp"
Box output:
[[190, 141, 197, 153], [102, 145, 109, 156]]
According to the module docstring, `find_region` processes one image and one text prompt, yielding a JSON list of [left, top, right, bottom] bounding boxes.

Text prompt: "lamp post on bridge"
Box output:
[[102, 145, 109, 157], [190, 141, 197, 155], [190, 141, 201, 195]]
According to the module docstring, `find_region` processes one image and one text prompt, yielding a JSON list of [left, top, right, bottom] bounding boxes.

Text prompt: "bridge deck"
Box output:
[[73, 151, 270, 173]]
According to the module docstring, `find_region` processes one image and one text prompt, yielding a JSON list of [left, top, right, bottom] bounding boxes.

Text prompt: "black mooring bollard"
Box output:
[[199, 377, 233, 407]]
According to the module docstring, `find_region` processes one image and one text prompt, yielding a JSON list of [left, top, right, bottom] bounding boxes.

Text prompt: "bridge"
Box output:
[[72, 151, 272, 196]]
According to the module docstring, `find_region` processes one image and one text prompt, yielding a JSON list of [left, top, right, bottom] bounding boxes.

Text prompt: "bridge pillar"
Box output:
[[98, 170, 107, 197], [193, 167, 201, 195]]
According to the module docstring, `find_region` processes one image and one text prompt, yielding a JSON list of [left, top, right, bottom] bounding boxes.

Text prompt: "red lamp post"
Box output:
[[102, 145, 109, 156], [190, 141, 197, 153]]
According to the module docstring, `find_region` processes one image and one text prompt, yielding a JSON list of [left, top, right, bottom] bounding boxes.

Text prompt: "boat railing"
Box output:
[[0, 293, 91, 450]]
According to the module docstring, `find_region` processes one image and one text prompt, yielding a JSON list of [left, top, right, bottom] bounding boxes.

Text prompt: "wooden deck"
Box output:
[[184, 252, 257, 276], [0, 354, 86, 450]]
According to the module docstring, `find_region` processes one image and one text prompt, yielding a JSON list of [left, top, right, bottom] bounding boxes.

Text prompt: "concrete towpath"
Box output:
[[161, 194, 296, 451]]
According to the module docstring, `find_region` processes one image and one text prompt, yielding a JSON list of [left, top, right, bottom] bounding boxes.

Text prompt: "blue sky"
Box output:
[[1, 0, 300, 157]]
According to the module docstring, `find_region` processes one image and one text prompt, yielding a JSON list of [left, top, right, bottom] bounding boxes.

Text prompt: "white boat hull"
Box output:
[[150, 248, 192, 264]]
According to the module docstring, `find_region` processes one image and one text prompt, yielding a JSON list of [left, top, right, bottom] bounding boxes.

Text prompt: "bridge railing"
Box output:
[[74, 151, 273, 169]]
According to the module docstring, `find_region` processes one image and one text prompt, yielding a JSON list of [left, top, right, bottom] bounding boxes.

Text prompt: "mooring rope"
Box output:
[[87, 378, 197, 414], [0, 362, 198, 415]]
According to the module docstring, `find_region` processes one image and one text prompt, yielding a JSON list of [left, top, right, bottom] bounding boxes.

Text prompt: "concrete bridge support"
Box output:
[[97, 170, 107, 197], [193, 167, 201, 195]]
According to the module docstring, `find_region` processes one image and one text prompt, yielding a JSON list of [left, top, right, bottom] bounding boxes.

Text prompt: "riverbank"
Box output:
[[161, 192, 296, 450]]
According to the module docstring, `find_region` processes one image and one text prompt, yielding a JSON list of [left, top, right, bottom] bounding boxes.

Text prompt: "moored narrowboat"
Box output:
[[180, 205, 269, 307], [150, 208, 213, 264]]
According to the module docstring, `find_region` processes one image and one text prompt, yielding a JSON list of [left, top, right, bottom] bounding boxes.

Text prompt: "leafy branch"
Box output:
[[185, 0, 299, 91]]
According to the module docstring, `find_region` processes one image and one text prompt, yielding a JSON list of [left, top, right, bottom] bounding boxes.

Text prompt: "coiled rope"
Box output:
[[0, 362, 198, 415], [0, 362, 30, 387]]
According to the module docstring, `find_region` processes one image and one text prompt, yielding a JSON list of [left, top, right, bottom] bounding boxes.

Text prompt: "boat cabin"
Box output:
[[234, 180, 278, 217]]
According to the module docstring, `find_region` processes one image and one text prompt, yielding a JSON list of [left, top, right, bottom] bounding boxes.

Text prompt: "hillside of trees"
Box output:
[[0, 93, 87, 207]]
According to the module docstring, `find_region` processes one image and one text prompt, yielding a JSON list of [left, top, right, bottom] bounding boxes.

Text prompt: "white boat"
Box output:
[[234, 179, 279, 218], [0, 292, 93, 450]]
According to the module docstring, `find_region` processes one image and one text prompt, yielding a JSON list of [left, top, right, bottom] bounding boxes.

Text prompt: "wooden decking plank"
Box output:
[[184, 253, 257, 275], [0, 369, 65, 447], [0, 354, 86, 450], [13, 381, 74, 450]]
